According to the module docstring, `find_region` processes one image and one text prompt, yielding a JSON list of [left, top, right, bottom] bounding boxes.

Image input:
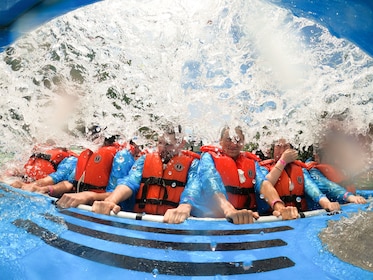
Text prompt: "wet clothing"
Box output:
[[260, 160, 308, 211], [49, 156, 78, 184], [306, 162, 354, 203], [106, 149, 137, 211], [191, 151, 266, 217], [23, 148, 77, 182], [117, 152, 200, 215], [259, 163, 327, 211]]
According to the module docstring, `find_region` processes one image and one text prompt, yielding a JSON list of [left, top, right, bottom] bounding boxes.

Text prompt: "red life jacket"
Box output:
[[73, 145, 119, 193], [23, 148, 78, 182], [134, 150, 200, 215], [200, 145, 259, 211], [260, 159, 307, 211], [306, 162, 356, 194]]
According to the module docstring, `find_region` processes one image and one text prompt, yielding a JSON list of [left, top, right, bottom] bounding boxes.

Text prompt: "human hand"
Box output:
[[226, 209, 259, 224], [163, 204, 191, 224], [21, 183, 40, 192], [280, 149, 298, 164], [92, 200, 120, 215], [272, 206, 298, 220], [56, 192, 94, 208], [347, 195, 367, 204], [319, 197, 340, 212]]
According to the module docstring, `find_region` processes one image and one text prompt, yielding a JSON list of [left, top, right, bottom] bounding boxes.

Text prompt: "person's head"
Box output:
[[219, 126, 245, 160], [157, 125, 185, 163], [273, 138, 292, 161]]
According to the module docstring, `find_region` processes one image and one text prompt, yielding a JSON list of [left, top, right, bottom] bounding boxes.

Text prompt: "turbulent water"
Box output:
[[0, 0, 372, 160], [0, 0, 372, 276]]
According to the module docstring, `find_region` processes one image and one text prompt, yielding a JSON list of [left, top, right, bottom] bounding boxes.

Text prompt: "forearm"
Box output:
[[265, 161, 285, 186], [34, 176, 55, 187], [104, 185, 133, 204], [43, 181, 73, 197], [259, 180, 283, 209], [212, 192, 236, 217]]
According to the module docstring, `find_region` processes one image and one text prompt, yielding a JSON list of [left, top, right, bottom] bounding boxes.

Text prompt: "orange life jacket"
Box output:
[[73, 145, 119, 193], [260, 159, 307, 211], [306, 162, 356, 194], [134, 150, 200, 215], [23, 148, 78, 182], [200, 145, 259, 210]]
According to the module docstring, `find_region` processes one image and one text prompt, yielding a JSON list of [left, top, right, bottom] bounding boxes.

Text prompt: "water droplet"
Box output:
[[152, 268, 159, 278], [168, 171, 172, 175], [171, 182, 176, 188], [243, 260, 253, 270], [289, 182, 294, 191], [260, 194, 264, 200], [210, 241, 217, 251], [252, 179, 256, 184], [117, 156, 124, 163], [296, 196, 302, 203], [260, 231, 264, 235]]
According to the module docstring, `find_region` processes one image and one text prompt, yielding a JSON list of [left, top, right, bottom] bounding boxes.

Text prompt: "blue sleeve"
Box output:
[[49, 156, 78, 184], [303, 168, 326, 210], [198, 153, 227, 197], [106, 149, 135, 192], [117, 155, 145, 194], [255, 162, 271, 214], [309, 168, 352, 203], [179, 158, 200, 205], [187, 153, 227, 217]]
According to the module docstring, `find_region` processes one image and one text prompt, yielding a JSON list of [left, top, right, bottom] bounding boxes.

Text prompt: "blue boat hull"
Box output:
[[1, 183, 372, 279]]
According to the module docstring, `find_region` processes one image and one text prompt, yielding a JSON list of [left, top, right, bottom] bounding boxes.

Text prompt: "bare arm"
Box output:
[[92, 184, 133, 215], [265, 149, 297, 185], [57, 191, 111, 208], [260, 180, 298, 220], [211, 193, 259, 224]]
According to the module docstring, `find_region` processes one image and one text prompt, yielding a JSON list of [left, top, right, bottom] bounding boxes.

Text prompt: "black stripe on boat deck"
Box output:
[[64, 221, 287, 251], [59, 209, 294, 235], [13, 219, 295, 276]]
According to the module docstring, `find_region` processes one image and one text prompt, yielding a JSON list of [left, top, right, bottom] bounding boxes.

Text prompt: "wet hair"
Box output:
[[220, 125, 244, 140]]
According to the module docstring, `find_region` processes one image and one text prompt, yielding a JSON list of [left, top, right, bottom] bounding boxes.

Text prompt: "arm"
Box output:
[[303, 168, 340, 211], [265, 149, 298, 186], [164, 158, 199, 224], [57, 191, 111, 208], [309, 168, 366, 204], [92, 155, 145, 215], [255, 162, 298, 220], [92, 185, 133, 215]]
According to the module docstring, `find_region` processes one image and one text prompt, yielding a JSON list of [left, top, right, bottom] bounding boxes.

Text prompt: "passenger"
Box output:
[[259, 138, 340, 213], [91, 126, 202, 224], [186, 126, 298, 224], [56, 140, 142, 208], [17, 127, 128, 197], [8, 139, 78, 188], [306, 147, 366, 204]]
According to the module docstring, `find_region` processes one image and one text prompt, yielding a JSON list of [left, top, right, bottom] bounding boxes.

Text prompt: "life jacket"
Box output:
[[73, 145, 119, 193], [260, 159, 307, 211], [306, 162, 356, 194], [134, 150, 200, 215], [200, 145, 259, 211], [23, 148, 78, 182]]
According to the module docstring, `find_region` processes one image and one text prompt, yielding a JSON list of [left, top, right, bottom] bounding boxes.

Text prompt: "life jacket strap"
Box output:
[[225, 185, 254, 195], [138, 176, 185, 209], [135, 198, 179, 208], [72, 181, 106, 192], [30, 153, 58, 170]]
